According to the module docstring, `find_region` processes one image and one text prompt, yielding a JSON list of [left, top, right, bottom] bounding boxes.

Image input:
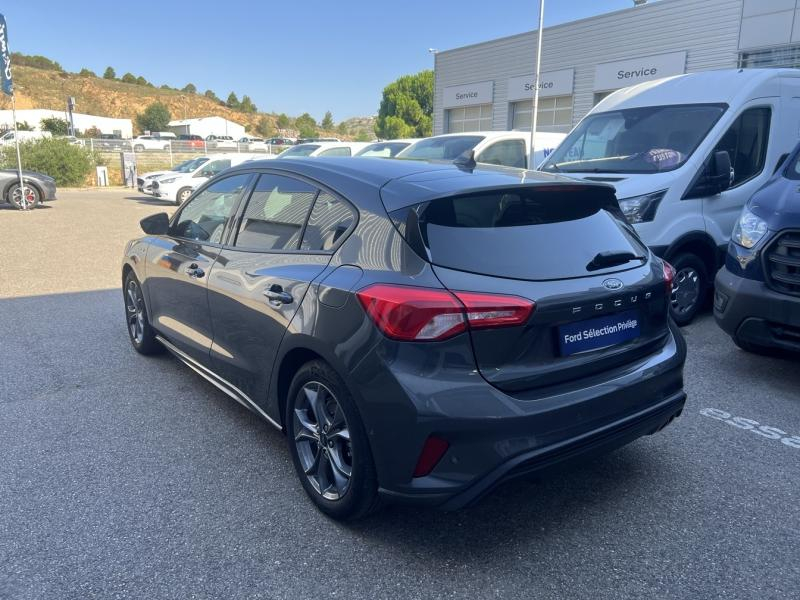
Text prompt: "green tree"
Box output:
[[336, 121, 348, 136], [375, 70, 433, 139], [0, 138, 95, 186], [10, 52, 63, 71], [296, 113, 318, 138], [276, 113, 291, 129], [182, 83, 197, 94], [135, 76, 148, 86], [355, 131, 372, 142], [16, 121, 33, 131], [121, 72, 137, 84], [160, 84, 171, 90], [321, 111, 334, 130], [79, 68, 96, 77], [204, 89, 219, 102], [136, 102, 171, 133], [255, 116, 275, 138], [40, 117, 70, 136], [239, 95, 257, 113], [103, 66, 116, 80], [226, 92, 240, 109]]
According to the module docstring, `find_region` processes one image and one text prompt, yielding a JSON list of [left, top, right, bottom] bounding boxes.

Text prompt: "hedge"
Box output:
[[0, 138, 100, 186]]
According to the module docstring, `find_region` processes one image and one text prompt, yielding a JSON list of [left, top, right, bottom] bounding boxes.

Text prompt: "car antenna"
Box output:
[[453, 149, 477, 172]]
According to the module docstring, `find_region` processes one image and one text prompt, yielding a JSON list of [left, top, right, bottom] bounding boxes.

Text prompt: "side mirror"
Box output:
[[774, 152, 789, 175], [140, 212, 169, 235], [710, 150, 733, 193]]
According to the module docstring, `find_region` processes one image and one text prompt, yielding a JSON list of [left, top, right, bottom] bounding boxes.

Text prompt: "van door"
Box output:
[[691, 103, 775, 250]]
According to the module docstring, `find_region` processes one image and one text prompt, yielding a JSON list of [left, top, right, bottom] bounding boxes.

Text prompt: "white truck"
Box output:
[[540, 69, 800, 324]]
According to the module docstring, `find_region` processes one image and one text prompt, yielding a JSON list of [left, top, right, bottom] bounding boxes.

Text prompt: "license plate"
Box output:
[[558, 310, 640, 357]]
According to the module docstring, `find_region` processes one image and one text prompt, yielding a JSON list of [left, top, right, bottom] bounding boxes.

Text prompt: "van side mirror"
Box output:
[[140, 212, 169, 235], [774, 152, 789, 175], [710, 150, 733, 193]]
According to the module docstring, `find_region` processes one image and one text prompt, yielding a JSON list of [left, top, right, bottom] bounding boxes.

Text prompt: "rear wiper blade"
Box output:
[[586, 250, 645, 271]]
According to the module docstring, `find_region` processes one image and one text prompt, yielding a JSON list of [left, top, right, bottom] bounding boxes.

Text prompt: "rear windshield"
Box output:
[[279, 144, 320, 158], [398, 135, 484, 161], [390, 187, 647, 280]]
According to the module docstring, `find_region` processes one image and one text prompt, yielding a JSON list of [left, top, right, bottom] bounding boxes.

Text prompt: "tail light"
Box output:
[[413, 436, 450, 477], [663, 260, 676, 293], [356, 284, 535, 342]]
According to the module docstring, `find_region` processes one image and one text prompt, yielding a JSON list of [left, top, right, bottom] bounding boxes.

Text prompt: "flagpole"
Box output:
[[11, 91, 26, 210], [529, 0, 545, 169]]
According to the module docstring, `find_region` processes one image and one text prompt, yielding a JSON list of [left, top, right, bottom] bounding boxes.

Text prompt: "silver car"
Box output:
[[1, 170, 57, 210]]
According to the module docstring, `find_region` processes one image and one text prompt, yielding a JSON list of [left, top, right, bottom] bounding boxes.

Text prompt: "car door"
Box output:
[[206, 172, 356, 405], [145, 173, 253, 364]]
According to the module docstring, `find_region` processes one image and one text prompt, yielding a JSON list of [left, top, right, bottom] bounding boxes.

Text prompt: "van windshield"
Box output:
[[541, 103, 726, 174]]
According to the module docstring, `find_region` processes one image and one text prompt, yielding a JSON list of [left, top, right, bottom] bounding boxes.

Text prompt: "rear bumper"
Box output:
[[714, 267, 800, 352], [360, 322, 687, 509]]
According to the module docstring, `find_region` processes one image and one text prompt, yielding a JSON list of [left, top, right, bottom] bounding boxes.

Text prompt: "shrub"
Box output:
[[0, 138, 97, 186], [40, 117, 70, 136]]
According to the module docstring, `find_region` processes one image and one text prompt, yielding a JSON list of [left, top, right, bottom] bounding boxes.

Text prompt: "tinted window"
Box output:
[[197, 159, 231, 177], [391, 188, 646, 280], [477, 140, 527, 168], [356, 142, 408, 157], [234, 174, 317, 251], [318, 147, 351, 157], [170, 174, 250, 243], [279, 144, 320, 158], [711, 107, 771, 186], [398, 135, 485, 160], [301, 192, 356, 251]]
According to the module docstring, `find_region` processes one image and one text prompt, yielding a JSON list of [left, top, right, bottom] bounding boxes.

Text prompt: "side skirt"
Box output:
[[155, 335, 282, 432]]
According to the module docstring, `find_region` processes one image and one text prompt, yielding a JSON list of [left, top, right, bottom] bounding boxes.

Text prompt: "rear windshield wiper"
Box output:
[[586, 250, 645, 271]]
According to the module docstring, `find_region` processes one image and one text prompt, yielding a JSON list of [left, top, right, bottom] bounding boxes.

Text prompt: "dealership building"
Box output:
[[433, 0, 800, 135]]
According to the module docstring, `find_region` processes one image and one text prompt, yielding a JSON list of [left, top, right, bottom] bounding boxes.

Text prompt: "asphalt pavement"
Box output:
[[0, 190, 798, 599]]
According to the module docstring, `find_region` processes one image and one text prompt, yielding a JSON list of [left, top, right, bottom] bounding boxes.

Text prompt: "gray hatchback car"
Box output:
[[122, 157, 687, 520]]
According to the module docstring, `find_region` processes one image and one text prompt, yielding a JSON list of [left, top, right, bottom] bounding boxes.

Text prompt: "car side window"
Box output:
[[711, 107, 771, 187], [318, 147, 351, 157], [197, 159, 232, 178], [477, 140, 527, 169], [234, 174, 317, 251], [301, 192, 357, 252], [170, 174, 251, 243]]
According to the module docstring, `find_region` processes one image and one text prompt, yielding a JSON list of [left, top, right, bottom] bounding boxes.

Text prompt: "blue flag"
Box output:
[[0, 15, 12, 96]]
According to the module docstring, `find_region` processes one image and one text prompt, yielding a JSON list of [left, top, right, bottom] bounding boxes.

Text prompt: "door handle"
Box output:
[[264, 285, 293, 305], [186, 263, 205, 278]]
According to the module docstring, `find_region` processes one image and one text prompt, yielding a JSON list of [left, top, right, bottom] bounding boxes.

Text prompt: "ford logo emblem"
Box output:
[[602, 278, 624, 291]]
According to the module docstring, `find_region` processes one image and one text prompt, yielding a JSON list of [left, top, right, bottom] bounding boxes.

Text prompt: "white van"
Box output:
[[0, 130, 52, 145], [396, 131, 566, 170], [151, 153, 260, 205], [540, 69, 800, 324]]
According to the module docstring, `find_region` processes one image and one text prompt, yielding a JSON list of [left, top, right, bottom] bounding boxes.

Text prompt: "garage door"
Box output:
[[511, 95, 573, 132], [446, 104, 493, 133]]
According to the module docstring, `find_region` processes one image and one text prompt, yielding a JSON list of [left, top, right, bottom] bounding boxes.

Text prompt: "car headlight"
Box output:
[[160, 177, 177, 185], [731, 208, 768, 249], [617, 190, 666, 224]]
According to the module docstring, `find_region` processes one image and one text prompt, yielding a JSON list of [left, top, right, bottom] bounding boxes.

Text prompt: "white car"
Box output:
[[206, 135, 237, 149], [151, 153, 260, 205], [0, 130, 52, 145], [137, 157, 210, 194], [277, 141, 370, 158], [238, 136, 271, 151], [355, 139, 420, 158], [131, 135, 171, 152], [396, 131, 566, 169]]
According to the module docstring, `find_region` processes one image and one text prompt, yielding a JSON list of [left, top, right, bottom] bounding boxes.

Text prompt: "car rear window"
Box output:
[[390, 186, 647, 280]]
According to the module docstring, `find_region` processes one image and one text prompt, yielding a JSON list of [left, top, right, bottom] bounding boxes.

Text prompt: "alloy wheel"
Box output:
[[670, 266, 700, 316], [11, 185, 37, 209], [125, 279, 146, 345], [293, 381, 353, 500]]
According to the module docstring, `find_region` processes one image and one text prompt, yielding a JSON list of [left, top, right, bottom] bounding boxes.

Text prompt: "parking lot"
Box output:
[[1, 189, 798, 599]]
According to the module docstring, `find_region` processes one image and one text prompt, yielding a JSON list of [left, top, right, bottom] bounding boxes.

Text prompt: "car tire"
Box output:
[[133, 144, 145, 152], [7, 183, 41, 209], [668, 252, 708, 326], [732, 334, 779, 357], [175, 187, 192, 206], [286, 360, 380, 521], [123, 271, 163, 355]]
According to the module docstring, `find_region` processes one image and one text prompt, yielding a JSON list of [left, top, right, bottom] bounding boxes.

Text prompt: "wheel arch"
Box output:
[[662, 231, 719, 276]]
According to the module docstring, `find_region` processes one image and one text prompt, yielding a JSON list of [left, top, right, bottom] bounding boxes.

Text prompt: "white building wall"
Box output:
[[167, 117, 246, 139], [433, 0, 744, 135], [0, 109, 133, 137]]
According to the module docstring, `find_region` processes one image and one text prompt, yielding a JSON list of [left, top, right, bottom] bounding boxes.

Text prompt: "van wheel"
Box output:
[[668, 253, 708, 326]]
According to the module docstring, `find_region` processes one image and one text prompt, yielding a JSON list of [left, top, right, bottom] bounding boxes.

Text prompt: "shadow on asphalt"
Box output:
[[124, 195, 175, 206]]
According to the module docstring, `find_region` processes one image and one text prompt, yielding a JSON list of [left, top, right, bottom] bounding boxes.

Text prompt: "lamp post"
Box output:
[[530, 0, 545, 167]]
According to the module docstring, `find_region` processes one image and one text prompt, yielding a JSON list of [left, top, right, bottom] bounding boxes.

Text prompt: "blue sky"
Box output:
[[4, 0, 635, 121]]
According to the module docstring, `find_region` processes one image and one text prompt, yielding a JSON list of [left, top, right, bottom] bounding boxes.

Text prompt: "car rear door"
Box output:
[[144, 173, 253, 364], [206, 172, 357, 405]]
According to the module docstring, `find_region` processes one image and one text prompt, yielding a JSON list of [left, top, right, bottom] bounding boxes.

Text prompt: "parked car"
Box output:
[[137, 157, 210, 194], [238, 136, 269, 151], [122, 157, 686, 520], [296, 137, 341, 144], [267, 137, 295, 146], [1, 169, 57, 209], [540, 69, 800, 325], [277, 141, 370, 158], [397, 131, 565, 170], [355, 139, 419, 158], [132, 135, 170, 152], [176, 134, 205, 150], [714, 142, 800, 354], [94, 134, 128, 151], [0, 130, 52, 145], [206, 135, 237, 149], [150, 153, 259, 204]]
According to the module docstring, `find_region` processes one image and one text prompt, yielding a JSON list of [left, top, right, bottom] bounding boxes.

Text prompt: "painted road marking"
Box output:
[[700, 408, 800, 449]]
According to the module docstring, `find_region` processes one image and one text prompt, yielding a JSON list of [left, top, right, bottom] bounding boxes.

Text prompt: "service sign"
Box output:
[[443, 80, 493, 108], [507, 69, 574, 101], [594, 51, 686, 91]]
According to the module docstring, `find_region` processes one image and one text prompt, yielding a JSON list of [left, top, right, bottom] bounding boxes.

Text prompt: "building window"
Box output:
[[446, 104, 492, 133], [739, 45, 800, 69], [510, 96, 573, 132], [593, 91, 614, 106]]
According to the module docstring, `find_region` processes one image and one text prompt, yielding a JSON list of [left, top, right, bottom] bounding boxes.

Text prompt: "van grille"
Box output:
[[766, 231, 800, 296]]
